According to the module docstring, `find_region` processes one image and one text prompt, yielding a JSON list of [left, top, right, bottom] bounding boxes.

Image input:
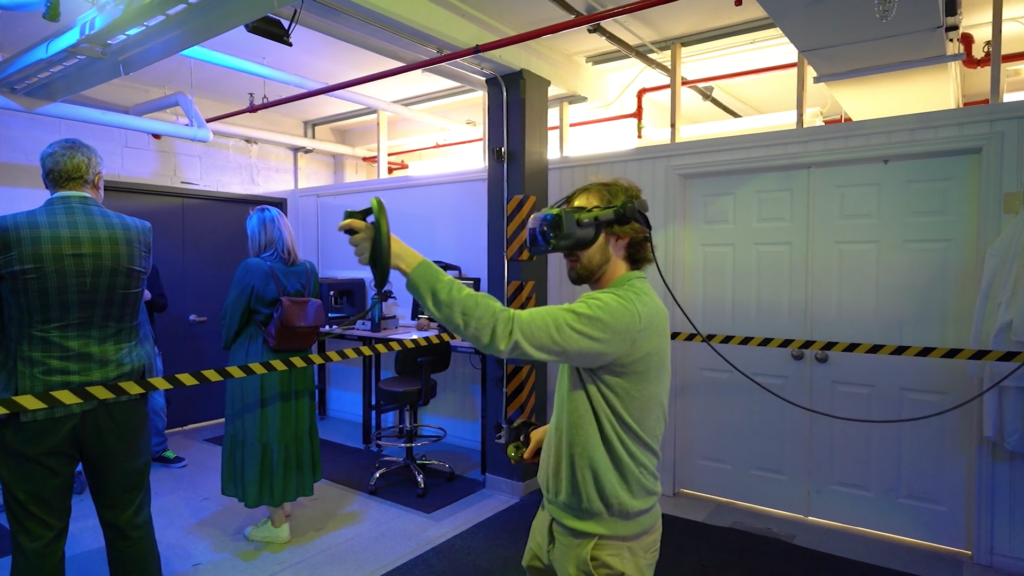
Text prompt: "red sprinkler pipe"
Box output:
[[369, 61, 804, 164], [205, 0, 681, 124], [961, 32, 1024, 69], [633, 62, 799, 137]]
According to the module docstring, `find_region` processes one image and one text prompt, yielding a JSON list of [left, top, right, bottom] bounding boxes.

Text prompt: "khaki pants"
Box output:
[[522, 503, 661, 576]]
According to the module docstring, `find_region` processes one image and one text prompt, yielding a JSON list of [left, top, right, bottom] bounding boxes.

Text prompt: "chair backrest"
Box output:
[[394, 342, 452, 379]]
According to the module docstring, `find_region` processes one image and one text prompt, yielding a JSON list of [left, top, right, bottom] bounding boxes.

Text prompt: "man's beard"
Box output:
[[566, 242, 611, 286]]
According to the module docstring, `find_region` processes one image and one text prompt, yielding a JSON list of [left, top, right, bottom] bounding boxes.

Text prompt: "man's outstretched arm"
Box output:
[[401, 252, 640, 369]]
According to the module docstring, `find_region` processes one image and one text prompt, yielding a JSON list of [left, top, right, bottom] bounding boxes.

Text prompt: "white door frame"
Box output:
[[666, 131, 1005, 560]]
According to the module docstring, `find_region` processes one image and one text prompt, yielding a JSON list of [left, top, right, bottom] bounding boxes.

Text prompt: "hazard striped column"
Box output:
[[486, 69, 551, 483]]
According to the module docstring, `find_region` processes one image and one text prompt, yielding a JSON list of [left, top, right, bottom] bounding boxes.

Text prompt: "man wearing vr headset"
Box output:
[[340, 179, 670, 576]]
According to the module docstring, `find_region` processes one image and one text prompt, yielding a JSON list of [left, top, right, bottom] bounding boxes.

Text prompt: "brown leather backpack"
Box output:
[[253, 260, 325, 352]]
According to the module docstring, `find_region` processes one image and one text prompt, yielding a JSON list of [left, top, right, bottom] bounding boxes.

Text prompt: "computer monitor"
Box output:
[[412, 276, 481, 322]]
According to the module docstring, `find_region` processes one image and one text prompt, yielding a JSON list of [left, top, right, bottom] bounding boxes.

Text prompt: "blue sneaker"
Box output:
[[152, 449, 187, 468]]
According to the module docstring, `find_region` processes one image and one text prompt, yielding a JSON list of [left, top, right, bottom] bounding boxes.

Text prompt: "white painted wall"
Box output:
[[546, 101, 1024, 571], [300, 170, 489, 448], [0, 108, 337, 219]]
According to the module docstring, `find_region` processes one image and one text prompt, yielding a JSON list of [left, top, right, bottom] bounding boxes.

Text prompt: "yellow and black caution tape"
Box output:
[[670, 332, 1024, 363], [0, 332, 457, 416], [3, 330, 1022, 415]]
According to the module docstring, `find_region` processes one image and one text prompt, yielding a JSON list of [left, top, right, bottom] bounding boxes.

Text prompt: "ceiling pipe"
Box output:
[[0, 93, 212, 142], [127, 92, 209, 136], [180, 46, 477, 134], [145, 110, 367, 158], [0, 0, 45, 10], [273, 3, 488, 93], [367, 61, 797, 165], [545, 0, 741, 118], [961, 32, 1024, 69], [205, 0, 682, 124]]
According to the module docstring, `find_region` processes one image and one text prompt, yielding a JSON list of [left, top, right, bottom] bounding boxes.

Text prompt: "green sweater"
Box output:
[[406, 260, 671, 537]]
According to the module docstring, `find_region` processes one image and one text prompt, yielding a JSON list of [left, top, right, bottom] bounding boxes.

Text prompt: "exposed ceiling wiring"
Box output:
[[582, 0, 663, 56]]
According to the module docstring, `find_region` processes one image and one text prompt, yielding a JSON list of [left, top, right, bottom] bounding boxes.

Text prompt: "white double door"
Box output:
[[674, 153, 980, 550]]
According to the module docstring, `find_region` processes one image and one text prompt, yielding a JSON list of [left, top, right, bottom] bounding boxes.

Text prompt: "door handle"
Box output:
[[814, 351, 829, 364], [790, 349, 805, 361], [188, 314, 207, 324]]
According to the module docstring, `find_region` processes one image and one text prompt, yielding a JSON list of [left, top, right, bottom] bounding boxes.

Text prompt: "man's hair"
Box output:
[[39, 138, 104, 193], [247, 205, 301, 266], [564, 178, 653, 270]]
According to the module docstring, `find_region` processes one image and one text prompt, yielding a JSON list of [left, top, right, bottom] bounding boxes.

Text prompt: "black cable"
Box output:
[[287, 0, 304, 37], [649, 242, 1023, 424]]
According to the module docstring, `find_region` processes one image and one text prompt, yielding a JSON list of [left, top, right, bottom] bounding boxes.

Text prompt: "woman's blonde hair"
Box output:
[[247, 205, 300, 266]]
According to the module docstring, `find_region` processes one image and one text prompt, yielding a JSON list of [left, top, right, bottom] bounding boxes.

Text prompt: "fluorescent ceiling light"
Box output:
[[0, 0, 283, 102]]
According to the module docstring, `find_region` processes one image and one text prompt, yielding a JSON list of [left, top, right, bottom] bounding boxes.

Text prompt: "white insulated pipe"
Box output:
[[144, 110, 365, 158], [0, 92, 212, 142], [0, 1, 45, 10], [180, 46, 476, 134]]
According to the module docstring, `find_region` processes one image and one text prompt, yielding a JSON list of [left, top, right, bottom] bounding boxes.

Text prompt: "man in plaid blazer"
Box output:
[[0, 138, 162, 576]]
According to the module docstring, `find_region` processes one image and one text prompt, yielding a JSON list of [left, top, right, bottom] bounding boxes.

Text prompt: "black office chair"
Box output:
[[369, 342, 456, 498]]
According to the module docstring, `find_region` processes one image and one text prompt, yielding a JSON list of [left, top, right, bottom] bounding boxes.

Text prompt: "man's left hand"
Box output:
[[143, 289, 152, 302]]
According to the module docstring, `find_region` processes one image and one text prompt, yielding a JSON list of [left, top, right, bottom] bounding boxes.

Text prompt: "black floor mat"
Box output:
[[204, 435, 484, 514], [385, 492, 918, 576]]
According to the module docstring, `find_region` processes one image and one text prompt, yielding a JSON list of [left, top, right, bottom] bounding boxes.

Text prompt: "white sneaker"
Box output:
[[244, 517, 291, 543]]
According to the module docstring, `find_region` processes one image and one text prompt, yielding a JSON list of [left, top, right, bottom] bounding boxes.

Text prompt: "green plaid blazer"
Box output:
[[0, 193, 152, 421]]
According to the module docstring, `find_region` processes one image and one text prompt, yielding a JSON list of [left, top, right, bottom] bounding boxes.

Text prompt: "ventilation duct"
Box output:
[[0, 0, 288, 102], [756, 0, 962, 120]]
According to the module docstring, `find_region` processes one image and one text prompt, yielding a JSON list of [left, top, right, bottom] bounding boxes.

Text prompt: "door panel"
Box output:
[[675, 169, 812, 516], [101, 190, 186, 387], [808, 155, 979, 549], [176, 197, 260, 428], [100, 189, 281, 429]]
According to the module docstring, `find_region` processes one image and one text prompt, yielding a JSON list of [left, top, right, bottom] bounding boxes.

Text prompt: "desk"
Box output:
[[315, 326, 488, 476]]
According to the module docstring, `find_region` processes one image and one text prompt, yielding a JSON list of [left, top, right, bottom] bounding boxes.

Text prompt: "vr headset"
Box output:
[[525, 196, 652, 256]]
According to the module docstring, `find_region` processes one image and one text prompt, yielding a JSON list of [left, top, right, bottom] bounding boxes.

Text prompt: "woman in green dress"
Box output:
[[220, 205, 322, 544]]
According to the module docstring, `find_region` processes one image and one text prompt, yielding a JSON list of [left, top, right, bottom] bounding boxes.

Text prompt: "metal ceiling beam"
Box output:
[[306, 86, 476, 130], [305, 88, 587, 133], [275, 1, 490, 92], [304, 0, 607, 102], [584, 18, 779, 67]]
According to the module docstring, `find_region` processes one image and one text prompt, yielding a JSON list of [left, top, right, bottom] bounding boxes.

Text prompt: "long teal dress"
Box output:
[[220, 256, 322, 509]]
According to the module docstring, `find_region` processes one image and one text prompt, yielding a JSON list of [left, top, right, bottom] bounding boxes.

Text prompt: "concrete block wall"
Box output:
[[0, 109, 337, 217]]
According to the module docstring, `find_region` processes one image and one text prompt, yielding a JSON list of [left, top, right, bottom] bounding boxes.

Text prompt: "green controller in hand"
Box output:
[[507, 419, 542, 463]]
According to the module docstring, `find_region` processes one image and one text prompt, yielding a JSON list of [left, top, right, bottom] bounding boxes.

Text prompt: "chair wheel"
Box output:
[[368, 484, 377, 495], [416, 486, 426, 498]]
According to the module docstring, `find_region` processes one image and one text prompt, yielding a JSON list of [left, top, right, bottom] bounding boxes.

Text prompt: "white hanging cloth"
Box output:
[[970, 210, 1024, 452]]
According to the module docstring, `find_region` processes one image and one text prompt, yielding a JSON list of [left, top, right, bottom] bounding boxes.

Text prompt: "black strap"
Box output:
[[264, 259, 312, 298], [253, 259, 312, 330]]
